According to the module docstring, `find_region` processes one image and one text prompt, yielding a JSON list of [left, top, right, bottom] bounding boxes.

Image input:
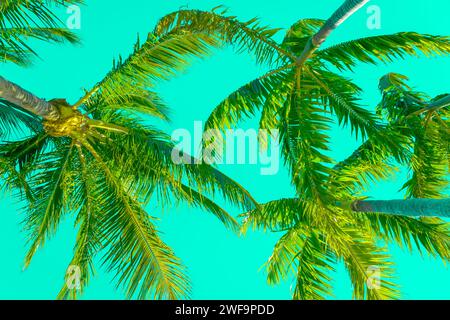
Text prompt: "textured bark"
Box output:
[[352, 198, 450, 218], [0, 76, 60, 120], [297, 0, 370, 65]]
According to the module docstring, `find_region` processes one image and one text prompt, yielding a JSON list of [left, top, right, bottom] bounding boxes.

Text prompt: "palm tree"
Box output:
[[241, 73, 449, 299], [154, 3, 450, 218], [0, 0, 81, 65], [0, 20, 257, 299], [154, 3, 450, 299]]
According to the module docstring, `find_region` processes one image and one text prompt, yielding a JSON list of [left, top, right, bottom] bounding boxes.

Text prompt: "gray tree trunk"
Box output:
[[297, 0, 370, 65], [352, 198, 450, 218], [426, 94, 450, 112], [0, 76, 60, 120]]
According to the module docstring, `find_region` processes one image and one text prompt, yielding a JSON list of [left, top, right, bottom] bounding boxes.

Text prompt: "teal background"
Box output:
[[0, 0, 449, 299]]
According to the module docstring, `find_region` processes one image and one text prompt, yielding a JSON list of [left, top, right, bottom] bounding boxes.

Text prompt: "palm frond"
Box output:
[[328, 138, 400, 199], [83, 31, 218, 114], [281, 18, 325, 56], [98, 89, 170, 121], [80, 141, 190, 300], [402, 121, 448, 199], [0, 99, 42, 136], [292, 233, 335, 300], [377, 73, 427, 121], [93, 117, 258, 222], [0, 131, 49, 204], [265, 225, 311, 286], [241, 198, 315, 233], [358, 213, 450, 261], [57, 146, 101, 300], [0, 131, 48, 171], [318, 33, 450, 71], [306, 67, 379, 139], [23, 140, 75, 267], [154, 7, 293, 64], [0, 0, 82, 65], [280, 74, 334, 202], [204, 66, 293, 133], [178, 184, 239, 232]]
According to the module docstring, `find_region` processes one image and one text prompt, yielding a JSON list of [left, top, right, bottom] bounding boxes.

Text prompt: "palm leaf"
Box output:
[[80, 141, 190, 300], [281, 18, 325, 55], [402, 121, 448, 199], [204, 66, 293, 133], [82, 31, 219, 114], [280, 74, 334, 202], [324, 220, 400, 300], [0, 0, 82, 65], [0, 99, 42, 136], [292, 233, 335, 300], [154, 7, 293, 64], [318, 33, 450, 71], [357, 213, 450, 261], [57, 146, 101, 300]]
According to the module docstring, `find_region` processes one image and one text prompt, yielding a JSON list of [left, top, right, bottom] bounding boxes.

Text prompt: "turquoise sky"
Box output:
[[0, 0, 449, 299]]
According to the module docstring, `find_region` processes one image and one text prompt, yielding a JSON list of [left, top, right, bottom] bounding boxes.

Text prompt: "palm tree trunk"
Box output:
[[296, 0, 370, 65], [0, 76, 60, 120], [351, 198, 450, 218], [425, 94, 450, 112]]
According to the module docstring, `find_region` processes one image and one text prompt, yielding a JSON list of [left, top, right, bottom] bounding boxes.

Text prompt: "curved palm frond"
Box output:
[[0, 0, 82, 65], [242, 198, 318, 233], [338, 232, 399, 300], [81, 31, 219, 114], [0, 131, 48, 201], [265, 224, 311, 286], [204, 66, 294, 133], [99, 118, 256, 218], [356, 213, 450, 261], [305, 67, 380, 139], [318, 33, 450, 71], [376, 73, 449, 198], [281, 18, 325, 56], [291, 233, 335, 300], [328, 129, 411, 200], [279, 71, 334, 203], [57, 146, 100, 300], [0, 98, 42, 136], [403, 121, 448, 198], [23, 140, 75, 267], [79, 140, 190, 300]]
